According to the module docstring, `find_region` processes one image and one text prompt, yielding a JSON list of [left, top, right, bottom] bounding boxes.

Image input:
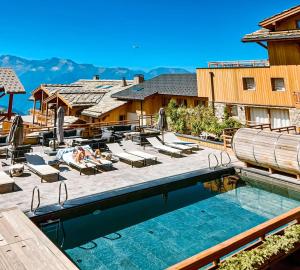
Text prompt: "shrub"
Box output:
[[219, 224, 300, 270], [165, 101, 243, 137]]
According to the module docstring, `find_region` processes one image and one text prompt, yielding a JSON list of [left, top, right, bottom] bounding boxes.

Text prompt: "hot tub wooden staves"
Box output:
[[232, 128, 300, 178]]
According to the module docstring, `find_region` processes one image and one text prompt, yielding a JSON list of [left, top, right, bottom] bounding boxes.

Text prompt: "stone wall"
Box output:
[[289, 108, 300, 127], [212, 102, 246, 124]]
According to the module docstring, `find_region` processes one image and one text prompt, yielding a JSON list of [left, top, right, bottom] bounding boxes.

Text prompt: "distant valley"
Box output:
[[0, 55, 190, 114]]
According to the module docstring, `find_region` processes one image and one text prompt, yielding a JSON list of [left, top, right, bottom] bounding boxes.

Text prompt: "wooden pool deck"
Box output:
[[0, 207, 78, 270]]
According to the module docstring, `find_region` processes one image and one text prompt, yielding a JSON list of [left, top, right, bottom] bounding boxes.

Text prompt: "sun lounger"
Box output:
[[162, 133, 200, 149], [159, 136, 193, 153], [0, 171, 15, 193], [107, 143, 145, 167], [113, 142, 158, 165], [56, 146, 113, 174], [61, 151, 98, 175], [25, 153, 60, 182], [146, 137, 182, 157]]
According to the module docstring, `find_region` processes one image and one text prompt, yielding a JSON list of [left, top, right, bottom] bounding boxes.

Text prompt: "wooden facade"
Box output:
[[197, 65, 299, 107], [196, 5, 300, 127], [90, 94, 206, 123]]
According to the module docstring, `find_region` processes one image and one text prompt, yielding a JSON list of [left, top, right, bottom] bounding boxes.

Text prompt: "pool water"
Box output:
[[42, 178, 300, 270]]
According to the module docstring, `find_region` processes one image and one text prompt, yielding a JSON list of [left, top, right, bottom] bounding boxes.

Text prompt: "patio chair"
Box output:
[[158, 135, 194, 153], [6, 145, 33, 164], [114, 142, 158, 165], [162, 133, 200, 149], [146, 137, 183, 157], [25, 153, 60, 182], [107, 143, 145, 167]]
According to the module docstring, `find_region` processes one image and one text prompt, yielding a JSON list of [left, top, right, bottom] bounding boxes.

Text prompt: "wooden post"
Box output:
[[32, 98, 36, 125], [7, 94, 14, 120], [140, 100, 143, 130], [41, 91, 44, 113], [45, 103, 49, 127], [209, 72, 215, 114]]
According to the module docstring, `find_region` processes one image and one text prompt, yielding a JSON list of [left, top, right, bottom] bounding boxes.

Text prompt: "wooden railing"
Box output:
[[168, 206, 300, 270], [0, 115, 156, 138]]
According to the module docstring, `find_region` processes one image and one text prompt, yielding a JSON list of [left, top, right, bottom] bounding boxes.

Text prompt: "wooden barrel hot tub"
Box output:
[[232, 128, 300, 176]]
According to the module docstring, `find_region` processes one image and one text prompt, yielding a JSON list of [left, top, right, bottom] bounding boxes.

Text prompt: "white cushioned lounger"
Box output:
[[25, 153, 60, 182], [122, 141, 158, 164], [161, 133, 199, 149], [146, 137, 182, 157], [107, 143, 145, 167], [62, 152, 97, 175]]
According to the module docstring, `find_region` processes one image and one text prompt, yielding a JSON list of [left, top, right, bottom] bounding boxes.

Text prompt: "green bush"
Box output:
[[219, 224, 300, 270], [165, 100, 242, 138]]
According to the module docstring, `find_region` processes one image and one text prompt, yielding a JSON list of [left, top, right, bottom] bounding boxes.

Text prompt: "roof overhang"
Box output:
[[242, 29, 300, 43], [260, 5, 300, 30]]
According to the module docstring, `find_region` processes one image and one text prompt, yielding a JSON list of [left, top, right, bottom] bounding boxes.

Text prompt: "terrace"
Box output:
[[1, 121, 300, 269]]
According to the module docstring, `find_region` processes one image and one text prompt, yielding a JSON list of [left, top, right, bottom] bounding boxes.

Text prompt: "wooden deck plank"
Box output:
[[0, 207, 78, 270]]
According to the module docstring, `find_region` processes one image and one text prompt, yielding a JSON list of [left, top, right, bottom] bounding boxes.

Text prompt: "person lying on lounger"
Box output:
[[72, 147, 103, 164]]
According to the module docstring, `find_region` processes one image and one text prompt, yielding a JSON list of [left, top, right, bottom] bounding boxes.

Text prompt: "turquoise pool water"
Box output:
[[42, 179, 300, 270]]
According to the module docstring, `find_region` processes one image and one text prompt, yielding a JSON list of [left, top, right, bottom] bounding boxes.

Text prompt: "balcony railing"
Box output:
[[208, 60, 269, 68]]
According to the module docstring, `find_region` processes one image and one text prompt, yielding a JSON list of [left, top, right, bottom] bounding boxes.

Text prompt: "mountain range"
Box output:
[[0, 55, 190, 114]]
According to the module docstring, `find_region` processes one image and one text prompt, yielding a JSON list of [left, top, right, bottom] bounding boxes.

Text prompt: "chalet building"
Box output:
[[30, 75, 140, 125], [197, 5, 300, 128], [0, 68, 25, 121], [85, 73, 206, 123]]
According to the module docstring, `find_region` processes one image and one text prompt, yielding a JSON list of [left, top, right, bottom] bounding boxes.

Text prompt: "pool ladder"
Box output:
[[208, 151, 232, 170], [30, 181, 69, 215], [30, 186, 40, 214], [58, 181, 68, 206], [40, 219, 65, 248]]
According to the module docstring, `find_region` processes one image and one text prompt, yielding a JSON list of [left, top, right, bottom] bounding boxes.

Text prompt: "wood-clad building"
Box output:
[[98, 74, 206, 123], [197, 5, 300, 128], [30, 76, 137, 125], [0, 68, 25, 121]]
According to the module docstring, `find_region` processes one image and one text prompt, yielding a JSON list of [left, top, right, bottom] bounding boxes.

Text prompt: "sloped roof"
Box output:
[[111, 74, 197, 101], [242, 28, 300, 42], [81, 85, 132, 118], [0, 68, 25, 94], [260, 5, 300, 29], [40, 84, 106, 107]]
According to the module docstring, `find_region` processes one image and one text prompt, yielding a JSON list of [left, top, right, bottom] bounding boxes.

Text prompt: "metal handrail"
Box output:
[[30, 186, 40, 214], [220, 151, 232, 167], [208, 153, 219, 170], [58, 181, 68, 206]]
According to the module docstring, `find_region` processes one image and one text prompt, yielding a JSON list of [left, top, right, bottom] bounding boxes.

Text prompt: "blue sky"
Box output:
[[0, 0, 298, 70]]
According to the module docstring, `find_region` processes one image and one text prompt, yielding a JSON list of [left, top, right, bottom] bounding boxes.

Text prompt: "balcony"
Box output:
[[208, 60, 269, 68]]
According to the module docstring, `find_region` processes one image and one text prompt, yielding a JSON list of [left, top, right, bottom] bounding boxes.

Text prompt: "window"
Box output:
[[119, 115, 126, 121], [227, 105, 238, 117], [296, 20, 300, 29], [162, 97, 171, 107], [243, 77, 256, 90], [177, 98, 187, 106], [271, 78, 285, 91], [194, 100, 206, 107]]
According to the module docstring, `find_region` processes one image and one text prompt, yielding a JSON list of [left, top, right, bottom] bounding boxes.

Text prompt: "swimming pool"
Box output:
[[41, 176, 300, 270]]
